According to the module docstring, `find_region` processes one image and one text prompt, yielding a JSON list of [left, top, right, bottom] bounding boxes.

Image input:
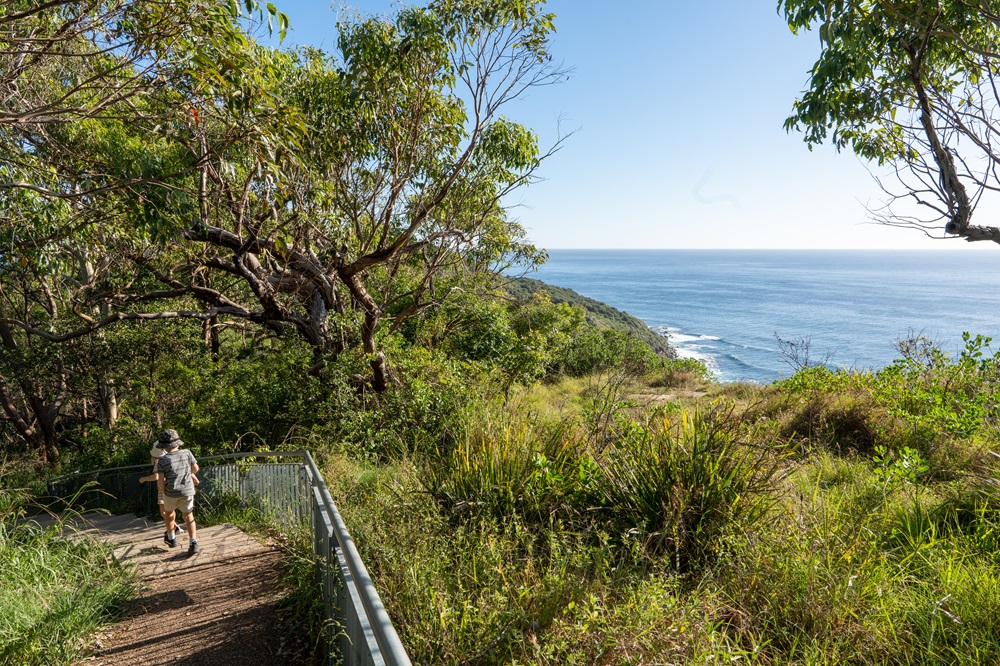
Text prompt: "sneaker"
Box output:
[[174, 525, 182, 535], [188, 540, 200, 556], [164, 531, 177, 548]]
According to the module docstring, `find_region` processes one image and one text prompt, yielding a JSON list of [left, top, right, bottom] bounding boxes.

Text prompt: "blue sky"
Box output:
[[263, 1, 983, 250]]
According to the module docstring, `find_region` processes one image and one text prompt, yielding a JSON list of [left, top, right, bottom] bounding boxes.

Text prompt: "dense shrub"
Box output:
[[599, 408, 787, 570], [767, 334, 1000, 469], [67, 337, 318, 468], [648, 357, 712, 389], [558, 327, 660, 378], [874, 333, 1000, 439], [305, 340, 497, 459]]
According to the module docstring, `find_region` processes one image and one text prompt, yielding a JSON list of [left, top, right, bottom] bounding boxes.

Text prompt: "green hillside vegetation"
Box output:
[[6, 312, 1000, 664], [324, 332, 1000, 665], [4, 1, 1000, 664], [505, 278, 673, 357]]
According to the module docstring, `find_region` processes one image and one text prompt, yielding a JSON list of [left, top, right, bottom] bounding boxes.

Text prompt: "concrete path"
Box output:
[[26, 512, 297, 665]]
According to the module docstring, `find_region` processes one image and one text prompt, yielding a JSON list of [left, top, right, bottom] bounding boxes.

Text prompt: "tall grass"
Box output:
[[422, 412, 594, 524], [600, 408, 788, 570], [705, 451, 1000, 665], [0, 484, 138, 666], [325, 453, 622, 664]]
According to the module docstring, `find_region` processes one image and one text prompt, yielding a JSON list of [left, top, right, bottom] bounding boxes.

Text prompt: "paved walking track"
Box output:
[[28, 512, 298, 665]]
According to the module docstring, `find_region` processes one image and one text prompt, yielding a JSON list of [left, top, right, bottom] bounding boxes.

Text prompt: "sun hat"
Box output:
[[155, 429, 183, 449], [149, 446, 165, 458]]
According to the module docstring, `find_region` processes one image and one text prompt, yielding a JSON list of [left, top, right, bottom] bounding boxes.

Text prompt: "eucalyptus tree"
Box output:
[[0, 0, 287, 213], [0, 0, 289, 123], [0, 0, 288, 463], [6, 0, 561, 396], [782, 0, 1000, 243]]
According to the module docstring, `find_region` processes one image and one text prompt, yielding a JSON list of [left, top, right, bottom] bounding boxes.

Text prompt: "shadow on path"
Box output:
[[36, 513, 299, 665]]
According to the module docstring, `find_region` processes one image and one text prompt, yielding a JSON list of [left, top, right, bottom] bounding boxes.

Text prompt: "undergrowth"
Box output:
[[0, 482, 138, 666], [320, 334, 1000, 665]]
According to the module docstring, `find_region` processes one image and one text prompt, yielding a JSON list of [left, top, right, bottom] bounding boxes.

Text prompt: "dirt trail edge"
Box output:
[[37, 512, 296, 665]]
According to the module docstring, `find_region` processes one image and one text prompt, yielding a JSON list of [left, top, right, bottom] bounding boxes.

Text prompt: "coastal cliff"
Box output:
[[505, 277, 674, 357]]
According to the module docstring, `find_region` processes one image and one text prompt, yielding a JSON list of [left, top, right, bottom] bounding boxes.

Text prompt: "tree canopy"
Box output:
[[0, 0, 563, 463], [782, 0, 1000, 243]]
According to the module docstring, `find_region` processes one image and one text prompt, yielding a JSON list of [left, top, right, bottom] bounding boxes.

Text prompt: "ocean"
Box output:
[[529, 249, 1000, 384]]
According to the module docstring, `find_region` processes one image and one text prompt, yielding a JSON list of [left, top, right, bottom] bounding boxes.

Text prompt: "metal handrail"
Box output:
[[46, 450, 412, 666], [47, 450, 306, 485], [302, 452, 412, 666]]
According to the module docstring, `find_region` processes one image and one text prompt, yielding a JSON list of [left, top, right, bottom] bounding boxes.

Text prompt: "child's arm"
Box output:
[[192, 474, 200, 486], [140, 458, 160, 484]]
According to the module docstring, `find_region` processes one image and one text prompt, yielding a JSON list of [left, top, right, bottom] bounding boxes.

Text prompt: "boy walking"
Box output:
[[139, 446, 180, 537], [153, 429, 201, 555]]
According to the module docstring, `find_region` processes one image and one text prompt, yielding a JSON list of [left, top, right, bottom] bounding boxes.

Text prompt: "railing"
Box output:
[[47, 450, 412, 666]]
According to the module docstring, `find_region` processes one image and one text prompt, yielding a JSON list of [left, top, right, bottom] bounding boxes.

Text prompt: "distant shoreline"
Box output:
[[531, 248, 1000, 384]]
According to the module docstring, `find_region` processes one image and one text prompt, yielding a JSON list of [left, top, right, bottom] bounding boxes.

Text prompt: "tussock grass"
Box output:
[[600, 408, 788, 570], [325, 454, 618, 664], [422, 411, 590, 524], [0, 483, 138, 666]]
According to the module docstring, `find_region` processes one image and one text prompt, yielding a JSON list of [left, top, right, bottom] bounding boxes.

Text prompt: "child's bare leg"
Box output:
[[164, 509, 177, 535], [183, 511, 197, 541]]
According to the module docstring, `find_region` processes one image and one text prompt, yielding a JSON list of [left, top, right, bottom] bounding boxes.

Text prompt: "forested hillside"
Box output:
[[0, 0, 569, 467], [506, 277, 673, 356]]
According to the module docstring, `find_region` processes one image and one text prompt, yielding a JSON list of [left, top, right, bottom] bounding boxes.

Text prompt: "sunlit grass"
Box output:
[[319, 354, 1000, 665], [0, 493, 138, 666]]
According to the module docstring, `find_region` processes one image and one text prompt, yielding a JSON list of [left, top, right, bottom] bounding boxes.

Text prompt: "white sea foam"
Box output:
[[659, 327, 722, 345], [660, 325, 722, 376], [674, 346, 712, 362]]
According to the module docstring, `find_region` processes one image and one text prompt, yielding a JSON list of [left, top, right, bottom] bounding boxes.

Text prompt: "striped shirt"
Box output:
[[158, 449, 197, 498]]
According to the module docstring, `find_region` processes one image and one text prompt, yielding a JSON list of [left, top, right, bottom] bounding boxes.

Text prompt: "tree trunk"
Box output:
[[0, 320, 62, 464], [29, 395, 61, 465], [98, 374, 119, 427], [370, 351, 389, 392], [88, 259, 120, 428], [203, 315, 220, 361], [341, 273, 391, 392]]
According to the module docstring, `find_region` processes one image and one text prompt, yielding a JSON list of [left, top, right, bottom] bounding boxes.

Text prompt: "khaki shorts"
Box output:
[[159, 494, 195, 514]]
